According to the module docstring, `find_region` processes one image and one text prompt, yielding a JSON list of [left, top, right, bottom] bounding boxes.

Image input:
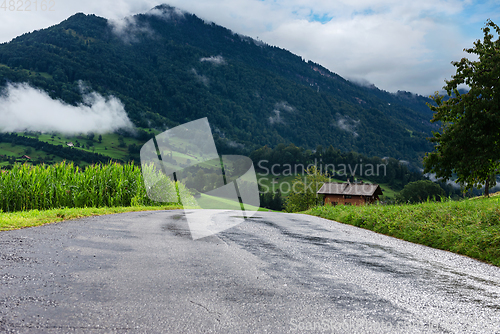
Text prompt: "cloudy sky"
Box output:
[[0, 0, 498, 96]]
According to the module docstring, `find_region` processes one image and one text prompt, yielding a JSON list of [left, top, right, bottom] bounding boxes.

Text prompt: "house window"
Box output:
[[345, 195, 352, 199]]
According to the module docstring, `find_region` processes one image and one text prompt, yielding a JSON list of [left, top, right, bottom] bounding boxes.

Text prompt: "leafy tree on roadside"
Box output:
[[259, 189, 284, 211], [396, 180, 446, 204], [271, 189, 284, 211], [424, 20, 500, 196], [284, 166, 329, 212]]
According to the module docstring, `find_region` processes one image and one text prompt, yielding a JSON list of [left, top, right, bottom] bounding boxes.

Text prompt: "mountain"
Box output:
[[0, 5, 437, 164]]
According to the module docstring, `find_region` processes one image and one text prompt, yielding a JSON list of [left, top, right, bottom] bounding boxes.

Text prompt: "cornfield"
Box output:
[[0, 162, 189, 212]]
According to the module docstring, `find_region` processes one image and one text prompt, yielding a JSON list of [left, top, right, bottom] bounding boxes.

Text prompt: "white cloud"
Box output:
[[147, 5, 186, 20], [109, 15, 155, 43], [190, 68, 210, 86], [109, 5, 186, 42], [426, 173, 461, 189], [268, 110, 283, 125], [274, 101, 295, 113], [334, 113, 360, 137], [200, 55, 226, 65], [0, 83, 134, 134], [268, 101, 295, 124]]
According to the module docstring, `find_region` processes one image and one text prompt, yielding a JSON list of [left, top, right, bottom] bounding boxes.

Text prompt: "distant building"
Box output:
[[317, 181, 383, 206], [67, 142, 74, 147], [21, 155, 31, 160]]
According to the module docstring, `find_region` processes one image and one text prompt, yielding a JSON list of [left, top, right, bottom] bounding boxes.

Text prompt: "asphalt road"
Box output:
[[1, 210, 499, 333]]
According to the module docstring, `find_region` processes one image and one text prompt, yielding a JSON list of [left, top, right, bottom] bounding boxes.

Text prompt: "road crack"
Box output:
[[190, 300, 221, 323]]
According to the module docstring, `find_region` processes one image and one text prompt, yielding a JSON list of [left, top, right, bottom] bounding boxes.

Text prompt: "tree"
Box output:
[[271, 189, 284, 211], [424, 20, 500, 196], [118, 136, 126, 148], [396, 180, 446, 204], [284, 166, 329, 212]]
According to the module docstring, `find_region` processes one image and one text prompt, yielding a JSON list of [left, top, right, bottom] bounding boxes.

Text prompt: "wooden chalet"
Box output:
[[317, 181, 383, 206]]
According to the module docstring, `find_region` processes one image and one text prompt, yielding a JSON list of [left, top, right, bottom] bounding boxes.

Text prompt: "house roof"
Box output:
[[317, 182, 383, 197]]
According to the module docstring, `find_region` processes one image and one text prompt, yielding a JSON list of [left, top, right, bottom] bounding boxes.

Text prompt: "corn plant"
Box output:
[[0, 162, 184, 212]]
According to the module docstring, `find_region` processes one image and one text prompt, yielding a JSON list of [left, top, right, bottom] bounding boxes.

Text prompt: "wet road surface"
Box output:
[[0, 210, 499, 333]]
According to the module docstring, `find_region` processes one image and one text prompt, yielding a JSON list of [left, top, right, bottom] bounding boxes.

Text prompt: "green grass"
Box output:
[[306, 196, 500, 267], [0, 142, 64, 164], [377, 183, 398, 201], [0, 143, 43, 160], [16, 129, 165, 164], [27, 132, 142, 162], [195, 193, 244, 210], [0, 143, 26, 156], [195, 193, 263, 212], [0, 201, 274, 232], [257, 173, 347, 197], [0, 205, 182, 231]]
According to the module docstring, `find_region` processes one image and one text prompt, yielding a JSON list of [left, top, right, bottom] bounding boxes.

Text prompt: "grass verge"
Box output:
[[0, 205, 183, 231], [305, 196, 500, 267], [0, 204, 274, 232]]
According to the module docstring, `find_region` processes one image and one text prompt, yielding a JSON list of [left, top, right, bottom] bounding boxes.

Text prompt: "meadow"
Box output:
[[306, 196, 500, 267]]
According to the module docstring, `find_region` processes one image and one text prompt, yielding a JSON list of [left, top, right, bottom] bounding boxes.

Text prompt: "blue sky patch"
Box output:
[[309, 12, 333, 24]]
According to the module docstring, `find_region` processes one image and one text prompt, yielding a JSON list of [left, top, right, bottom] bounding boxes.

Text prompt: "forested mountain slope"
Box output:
[[0, 5, 436, 163]]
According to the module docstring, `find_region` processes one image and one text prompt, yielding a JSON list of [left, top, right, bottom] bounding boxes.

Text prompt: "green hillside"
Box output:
[[0, 5, 436, 164]]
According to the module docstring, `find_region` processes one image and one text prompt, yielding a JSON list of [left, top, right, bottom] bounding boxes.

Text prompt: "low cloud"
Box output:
[[427, 173, 461, 189], [0, 83, 134, 134], [334, 113, 360, 137], [200, 55, 226, 66], [427, 173, 500, 193], [109, 15, 155, 43], [227, 140, 245, 149], [275, 101, 295, 112], [349, 77, 377, 89], [109, 6, 185, 43], [190, 68, 210, 86], [268, 110, 283, 125], [147, 6, 186, 21], [268, 101, 295, 125]]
